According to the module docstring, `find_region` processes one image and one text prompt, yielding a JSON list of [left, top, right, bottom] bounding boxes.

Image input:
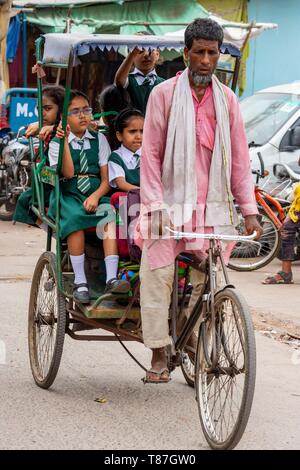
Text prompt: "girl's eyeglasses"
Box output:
[[68, 107, 93, 117]]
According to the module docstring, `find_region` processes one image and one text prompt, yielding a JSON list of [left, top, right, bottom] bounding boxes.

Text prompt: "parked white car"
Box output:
[[240, 81, 300, 173]]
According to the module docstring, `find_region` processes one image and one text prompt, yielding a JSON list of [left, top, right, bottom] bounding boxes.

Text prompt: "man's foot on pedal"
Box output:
[[73, 283, 90, 304], [105, 278, 130, 294]]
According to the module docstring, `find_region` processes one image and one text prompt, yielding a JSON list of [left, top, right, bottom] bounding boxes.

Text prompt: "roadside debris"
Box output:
[[94, 397, 108, 404]]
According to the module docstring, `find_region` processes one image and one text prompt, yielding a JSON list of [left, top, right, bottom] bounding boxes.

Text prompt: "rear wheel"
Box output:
[[195, 288, 256, 450], [28, 251, 66, 389], [228, 207, 280, 271]]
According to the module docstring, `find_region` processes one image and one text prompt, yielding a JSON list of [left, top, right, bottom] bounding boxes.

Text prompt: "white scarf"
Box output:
[[161, 68, 238, 231]]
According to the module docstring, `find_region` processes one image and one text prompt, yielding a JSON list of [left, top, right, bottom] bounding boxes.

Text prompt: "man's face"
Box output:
[[184, 38, 220, 86]]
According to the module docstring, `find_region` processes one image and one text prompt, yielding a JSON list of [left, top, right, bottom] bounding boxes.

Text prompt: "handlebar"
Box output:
[[16, 126, 27, 141], [251, 151, 268, 183], [257, 151, 265, 176], [273, 163, 300, 182], [165, 227, 258, 242]]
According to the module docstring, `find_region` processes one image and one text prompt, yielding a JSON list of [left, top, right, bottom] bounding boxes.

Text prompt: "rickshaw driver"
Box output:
[[137, 18, 262, 383]]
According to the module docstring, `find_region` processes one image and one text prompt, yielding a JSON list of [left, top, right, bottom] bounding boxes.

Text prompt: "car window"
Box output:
[[240, 93, 300, 146], [280, 117, 300, 150]]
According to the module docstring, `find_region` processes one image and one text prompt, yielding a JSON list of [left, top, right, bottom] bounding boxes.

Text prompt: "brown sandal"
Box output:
[[262, 271, 294, 285], [142, 368, 171, 384]]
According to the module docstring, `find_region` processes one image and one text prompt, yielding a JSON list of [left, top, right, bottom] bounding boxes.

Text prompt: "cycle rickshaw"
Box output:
[[28, 32, 256, 450]]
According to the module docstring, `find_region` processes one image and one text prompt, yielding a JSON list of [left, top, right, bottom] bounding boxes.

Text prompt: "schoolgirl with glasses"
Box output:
[[47, 90, 130, 303]]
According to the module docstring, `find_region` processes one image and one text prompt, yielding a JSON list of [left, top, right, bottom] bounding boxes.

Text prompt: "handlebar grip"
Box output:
[[257, 151, 265, 176]]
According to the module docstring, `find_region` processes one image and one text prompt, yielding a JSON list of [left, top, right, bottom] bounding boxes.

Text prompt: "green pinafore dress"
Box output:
[[48, 133, 114, 240], [108, 151, 140, 186], [127, 74, 164, 115], [13, 147, 52, 226]]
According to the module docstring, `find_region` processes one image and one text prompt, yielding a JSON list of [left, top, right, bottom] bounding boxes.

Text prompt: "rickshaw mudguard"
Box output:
[[214, 284, 236, 297]]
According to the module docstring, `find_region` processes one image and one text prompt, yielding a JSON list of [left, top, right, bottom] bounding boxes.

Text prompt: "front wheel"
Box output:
[[28, 251, 66, 389], [181, 346, 195, 388], [195, 288, 256, 450], [228, 207, 280, 271]]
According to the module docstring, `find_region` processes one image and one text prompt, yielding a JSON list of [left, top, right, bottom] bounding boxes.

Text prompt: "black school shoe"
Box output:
[[73, 283, 90, 304], [104, 278, 131, 294]]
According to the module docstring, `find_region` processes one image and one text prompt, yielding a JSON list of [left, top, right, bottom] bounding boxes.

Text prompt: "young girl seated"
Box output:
[[108, 108, 144, 191], [47, 90, 130, 303], [25, 85, 64, 141], [13, 85, 65, 227]]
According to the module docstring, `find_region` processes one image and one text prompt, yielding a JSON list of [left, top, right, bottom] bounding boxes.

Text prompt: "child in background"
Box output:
[[108, 108, 144, 191], [13, 85, 65, 227], [263, 182, 300, 284], [97, 84, 131, 149], [47, 90, 130, 303], [114, 32, 164, 115]]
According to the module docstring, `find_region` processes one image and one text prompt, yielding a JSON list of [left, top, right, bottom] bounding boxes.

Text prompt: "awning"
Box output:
[[166, 15, 278, 51], [41, 32, 241, 66], [13, 0, 135, 6], [42, 33, 185, 65], [11, 0, 209, 35]]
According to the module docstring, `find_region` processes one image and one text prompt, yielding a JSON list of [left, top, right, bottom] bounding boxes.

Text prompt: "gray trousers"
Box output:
[[139, 248, 205, 349]]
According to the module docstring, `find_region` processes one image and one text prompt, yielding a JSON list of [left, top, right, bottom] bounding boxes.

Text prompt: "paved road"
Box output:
[[0, 222, 299, 450]]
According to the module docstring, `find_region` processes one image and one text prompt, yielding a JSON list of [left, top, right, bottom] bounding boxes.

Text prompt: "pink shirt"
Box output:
[[136, 76, 257, 270]]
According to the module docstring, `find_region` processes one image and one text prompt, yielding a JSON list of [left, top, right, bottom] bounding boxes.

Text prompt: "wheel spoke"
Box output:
[[34, 266, 58, 379], [28, 255, 66, 388], [229, 209, 279, 271], [196, 289, 255, 449]]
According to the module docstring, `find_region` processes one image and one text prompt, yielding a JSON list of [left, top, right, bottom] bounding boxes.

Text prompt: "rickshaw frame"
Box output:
[[27, 32, 256, 450], [29, 32, 242, 334]]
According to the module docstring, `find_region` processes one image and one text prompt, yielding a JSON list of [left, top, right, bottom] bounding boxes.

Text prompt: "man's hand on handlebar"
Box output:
[[244, 215, 262, 240]]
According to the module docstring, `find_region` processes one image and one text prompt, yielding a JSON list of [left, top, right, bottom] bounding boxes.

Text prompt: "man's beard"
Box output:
[[189, 66, 212, 86]]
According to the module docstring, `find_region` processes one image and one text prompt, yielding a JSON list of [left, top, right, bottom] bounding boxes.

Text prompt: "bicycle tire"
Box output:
[[195, 287, 256, 450], [181, 348, 195, 388], [228, 207, 280, 271], [0, 211, 13, 221], [28, 251, 66, 389]]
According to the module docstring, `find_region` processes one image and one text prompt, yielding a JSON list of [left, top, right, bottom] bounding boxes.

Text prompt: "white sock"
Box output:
[[105, 255, 119, 283], [70, 254, 88, 292]]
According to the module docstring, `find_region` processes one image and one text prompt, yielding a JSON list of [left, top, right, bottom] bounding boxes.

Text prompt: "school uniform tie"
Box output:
[[142, 76, 151, 86], [77, 139, 91, 194], [135, 71, 153, 86], [133, 153, 140, 168]]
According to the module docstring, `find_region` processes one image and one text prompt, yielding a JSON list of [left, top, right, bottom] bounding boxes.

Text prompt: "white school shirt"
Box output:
[[48, 129, 111, 167], [108, 144, 141, 188], [124, 67, 158, 88]]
